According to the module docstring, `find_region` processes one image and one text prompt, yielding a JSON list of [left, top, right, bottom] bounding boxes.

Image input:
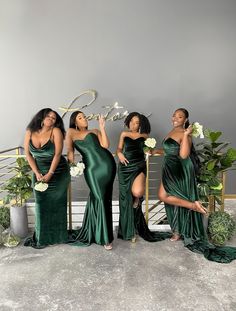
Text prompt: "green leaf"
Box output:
[[207, 159, 218, 170], [209, 131, 222, 143], [210, 183, 223, 190]]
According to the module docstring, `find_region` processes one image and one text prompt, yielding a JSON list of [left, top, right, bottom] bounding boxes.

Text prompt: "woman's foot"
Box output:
[[133, 198, 139, 208], [192, 201, 207, 214], [104, 243, 113, 250], [131, 236, 137, 243], [170, 234, 181, 242]]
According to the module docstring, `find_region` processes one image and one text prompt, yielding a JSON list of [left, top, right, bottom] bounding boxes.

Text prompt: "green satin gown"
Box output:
[[69, 132, 116, 246], [24, 139, 70, 248], [118, 137, 171, 241], [163, 137, 236, 263]]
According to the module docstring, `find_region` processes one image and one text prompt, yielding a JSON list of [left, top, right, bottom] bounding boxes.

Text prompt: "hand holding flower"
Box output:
[[34, 181, 49, 192], [143, 138, 157, 160]]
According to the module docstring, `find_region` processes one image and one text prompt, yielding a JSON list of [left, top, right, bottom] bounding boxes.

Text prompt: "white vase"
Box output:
[[10, 205, 28, 238]]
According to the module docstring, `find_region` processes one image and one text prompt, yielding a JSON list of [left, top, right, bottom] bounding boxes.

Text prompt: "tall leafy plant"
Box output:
[[195, 129, 236, 207], [3, 158, 32, 207]]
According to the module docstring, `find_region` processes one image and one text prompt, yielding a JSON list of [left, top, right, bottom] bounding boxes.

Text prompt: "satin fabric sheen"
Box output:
[[118, 136, 171, 241], [24, 140, 70, 248], [68, 133, 116, 246], [162, 137, 236, 263]]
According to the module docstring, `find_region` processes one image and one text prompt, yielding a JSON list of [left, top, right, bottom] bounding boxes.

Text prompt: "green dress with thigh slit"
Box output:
[[162, 137, 236, 263], [118, 136, 171, 241]]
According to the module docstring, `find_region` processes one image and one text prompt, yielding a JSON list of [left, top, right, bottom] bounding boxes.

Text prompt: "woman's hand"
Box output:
[[117, 152, 129, 166], [98, 114, 106, 130], [184, 124, 193, 136], [35, 172, 43, 182], [40, 172, 53, 183]]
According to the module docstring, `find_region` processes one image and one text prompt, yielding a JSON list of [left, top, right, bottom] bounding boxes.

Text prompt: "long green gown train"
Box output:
[[162, 137, 236, 263], [68, 132, 116, 246], [118, 136, 171, 241], [24, 139, 70, 248]]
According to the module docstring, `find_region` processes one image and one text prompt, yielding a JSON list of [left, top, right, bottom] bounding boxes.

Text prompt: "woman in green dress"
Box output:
[[117, 112, 171, 242], [66, 111, 116, 250], [24, 108, 70, 248], [158, 108, 236, 263]]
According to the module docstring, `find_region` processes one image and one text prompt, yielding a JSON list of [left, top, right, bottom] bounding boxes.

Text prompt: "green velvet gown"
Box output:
[[163, 137, 236, 263], [69, 132, 116, 246], [118, 137, 171, 241], [24, 139, 70, 248]]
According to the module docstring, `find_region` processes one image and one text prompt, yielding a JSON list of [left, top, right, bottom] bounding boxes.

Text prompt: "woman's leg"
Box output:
[[131, 172, 146, 207], [130, 172, 146, 242], [158, 182, 206, 214]]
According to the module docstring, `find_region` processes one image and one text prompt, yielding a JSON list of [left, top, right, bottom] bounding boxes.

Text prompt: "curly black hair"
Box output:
[[124, 112, 151, 134], [26, 108, 66, 138]]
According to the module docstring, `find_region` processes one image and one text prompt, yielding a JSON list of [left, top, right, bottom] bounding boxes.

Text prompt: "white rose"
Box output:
[[70, 166, 80, 177], [70, 162, 85, 177], [34, 182, 48, 192], [144, 138, 156, 149], [192, 122, 204, 138], [76, 162, 85, 175]]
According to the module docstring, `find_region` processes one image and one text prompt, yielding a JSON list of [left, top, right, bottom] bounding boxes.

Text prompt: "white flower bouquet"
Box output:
[[143, 138, 156, 160], [70, 162, 85, 177], [192, 122, 204, 138], [34, 181, 49, 192]]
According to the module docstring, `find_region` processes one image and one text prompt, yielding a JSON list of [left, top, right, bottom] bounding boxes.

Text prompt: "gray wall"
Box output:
[[0, 0, 235, 193]]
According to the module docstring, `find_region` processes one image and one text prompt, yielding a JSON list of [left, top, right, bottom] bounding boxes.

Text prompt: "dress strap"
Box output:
[[49, 128, 54, 140]]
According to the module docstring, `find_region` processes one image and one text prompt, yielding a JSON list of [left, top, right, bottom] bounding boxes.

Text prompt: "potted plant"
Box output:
[[2, 157, 32, 238], [195, 129, 236, 210], [208, 211, 236, 245], [0, 205, 10, 229]]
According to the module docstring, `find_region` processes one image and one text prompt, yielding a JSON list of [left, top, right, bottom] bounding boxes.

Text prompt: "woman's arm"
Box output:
[[116, 132, 129, 166], [42, 128, 63, 183], [152, 148, 164, 155], [96, 115, 110, 149], [179, 126, 192, 159], [65, 129, 75, 164], [24, 130, 42, 182]]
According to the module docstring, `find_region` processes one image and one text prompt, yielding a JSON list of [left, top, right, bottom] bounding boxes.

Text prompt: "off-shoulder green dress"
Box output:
[[118, 136, 171, 241], [162, 137, 236, 263], [69, 133, 116, 246]]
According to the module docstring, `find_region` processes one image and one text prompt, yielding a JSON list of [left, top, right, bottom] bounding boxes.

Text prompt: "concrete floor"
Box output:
[[0, 201, 236, 311]]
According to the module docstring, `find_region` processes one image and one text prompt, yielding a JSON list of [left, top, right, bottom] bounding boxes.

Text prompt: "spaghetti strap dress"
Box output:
[[24, 137, 70, 248]]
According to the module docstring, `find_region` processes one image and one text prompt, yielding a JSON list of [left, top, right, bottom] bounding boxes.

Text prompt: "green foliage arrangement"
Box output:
[[196, 129, 236, 206], [0, 206, 10, 229], [3, 158, 32, 207], [208, 211, 236, 245]]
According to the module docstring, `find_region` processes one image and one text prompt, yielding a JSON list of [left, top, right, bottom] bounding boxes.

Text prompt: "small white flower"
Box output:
[[70, 162, 85, 177], [76, 162, 85, 175], [34, 181, 48, 192], [192, 122, 204, 138], [144, 138, 156, 149]]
